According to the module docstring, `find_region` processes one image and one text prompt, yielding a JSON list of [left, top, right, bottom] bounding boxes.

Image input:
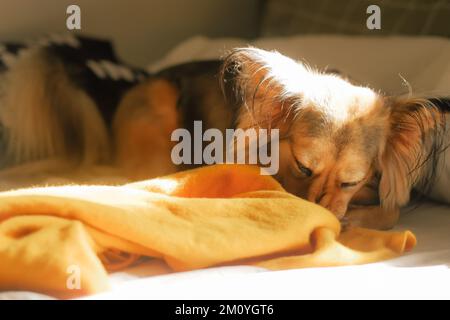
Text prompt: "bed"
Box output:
[[2, 201, 449, 300], [91, 202, 450, 300], [1, 35, 450, 300]]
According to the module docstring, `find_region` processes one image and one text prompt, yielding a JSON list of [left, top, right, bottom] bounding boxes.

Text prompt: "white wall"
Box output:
[[0, 0, 260, 67]]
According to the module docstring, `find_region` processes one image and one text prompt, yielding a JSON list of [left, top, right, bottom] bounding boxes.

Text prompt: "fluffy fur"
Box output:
[[221, 48, 448, 228], [0, 49, 110, 168]]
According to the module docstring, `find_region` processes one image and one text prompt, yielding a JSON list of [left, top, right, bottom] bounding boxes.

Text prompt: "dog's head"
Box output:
[[221, 48, 445, 219]]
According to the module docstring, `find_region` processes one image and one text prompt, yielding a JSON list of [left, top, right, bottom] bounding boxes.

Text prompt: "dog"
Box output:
[[0, 45, 448, 230]]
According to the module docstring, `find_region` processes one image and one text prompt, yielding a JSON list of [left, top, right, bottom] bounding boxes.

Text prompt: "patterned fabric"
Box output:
[[0, 34, 150, 126], [261, 0, 450, 37]]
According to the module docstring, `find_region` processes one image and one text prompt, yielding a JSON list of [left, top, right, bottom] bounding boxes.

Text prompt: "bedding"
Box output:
[[62, 203, 450, 299], [260, 0, 450, 37], [0, 164, 415, 298], [3, 199, 450, 300], [148, 35, 450, 96]]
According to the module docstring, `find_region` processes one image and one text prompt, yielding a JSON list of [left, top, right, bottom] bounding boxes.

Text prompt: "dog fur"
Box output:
[[0, 47, 448, 230]]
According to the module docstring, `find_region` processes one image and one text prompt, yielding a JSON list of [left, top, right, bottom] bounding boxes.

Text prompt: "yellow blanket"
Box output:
[[0, 164, 415, 298]]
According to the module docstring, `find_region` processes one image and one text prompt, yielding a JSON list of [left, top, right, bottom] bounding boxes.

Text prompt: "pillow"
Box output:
[[148, 35, 450, 96], [260, 0, 450, 37]]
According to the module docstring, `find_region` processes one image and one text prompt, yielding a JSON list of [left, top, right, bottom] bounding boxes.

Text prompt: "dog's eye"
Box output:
[[296, 160, 313, 177], [341, 181, 360, 188]]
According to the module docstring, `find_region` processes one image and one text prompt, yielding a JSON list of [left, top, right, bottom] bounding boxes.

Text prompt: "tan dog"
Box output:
[[116, 49, 448, 229], [0, 47, 447, 229]]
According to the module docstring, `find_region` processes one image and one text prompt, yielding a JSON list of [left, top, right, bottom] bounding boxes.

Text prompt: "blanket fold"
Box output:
[[0, 164, 415, 298]]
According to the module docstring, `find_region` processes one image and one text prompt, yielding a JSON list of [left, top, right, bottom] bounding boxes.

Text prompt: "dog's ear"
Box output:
[[378, 97, 445, 209], [220, 48, 305, 135]]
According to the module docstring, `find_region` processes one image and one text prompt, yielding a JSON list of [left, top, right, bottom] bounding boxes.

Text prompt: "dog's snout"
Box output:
[[326, 201, 348, 220], [316, 192, 348, 219], [316, 192, 326, 204]]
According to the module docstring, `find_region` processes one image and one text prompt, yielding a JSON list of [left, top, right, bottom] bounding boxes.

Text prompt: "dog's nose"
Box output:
[[325, 203, 347, 220], [317, 194, 347, 219]]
